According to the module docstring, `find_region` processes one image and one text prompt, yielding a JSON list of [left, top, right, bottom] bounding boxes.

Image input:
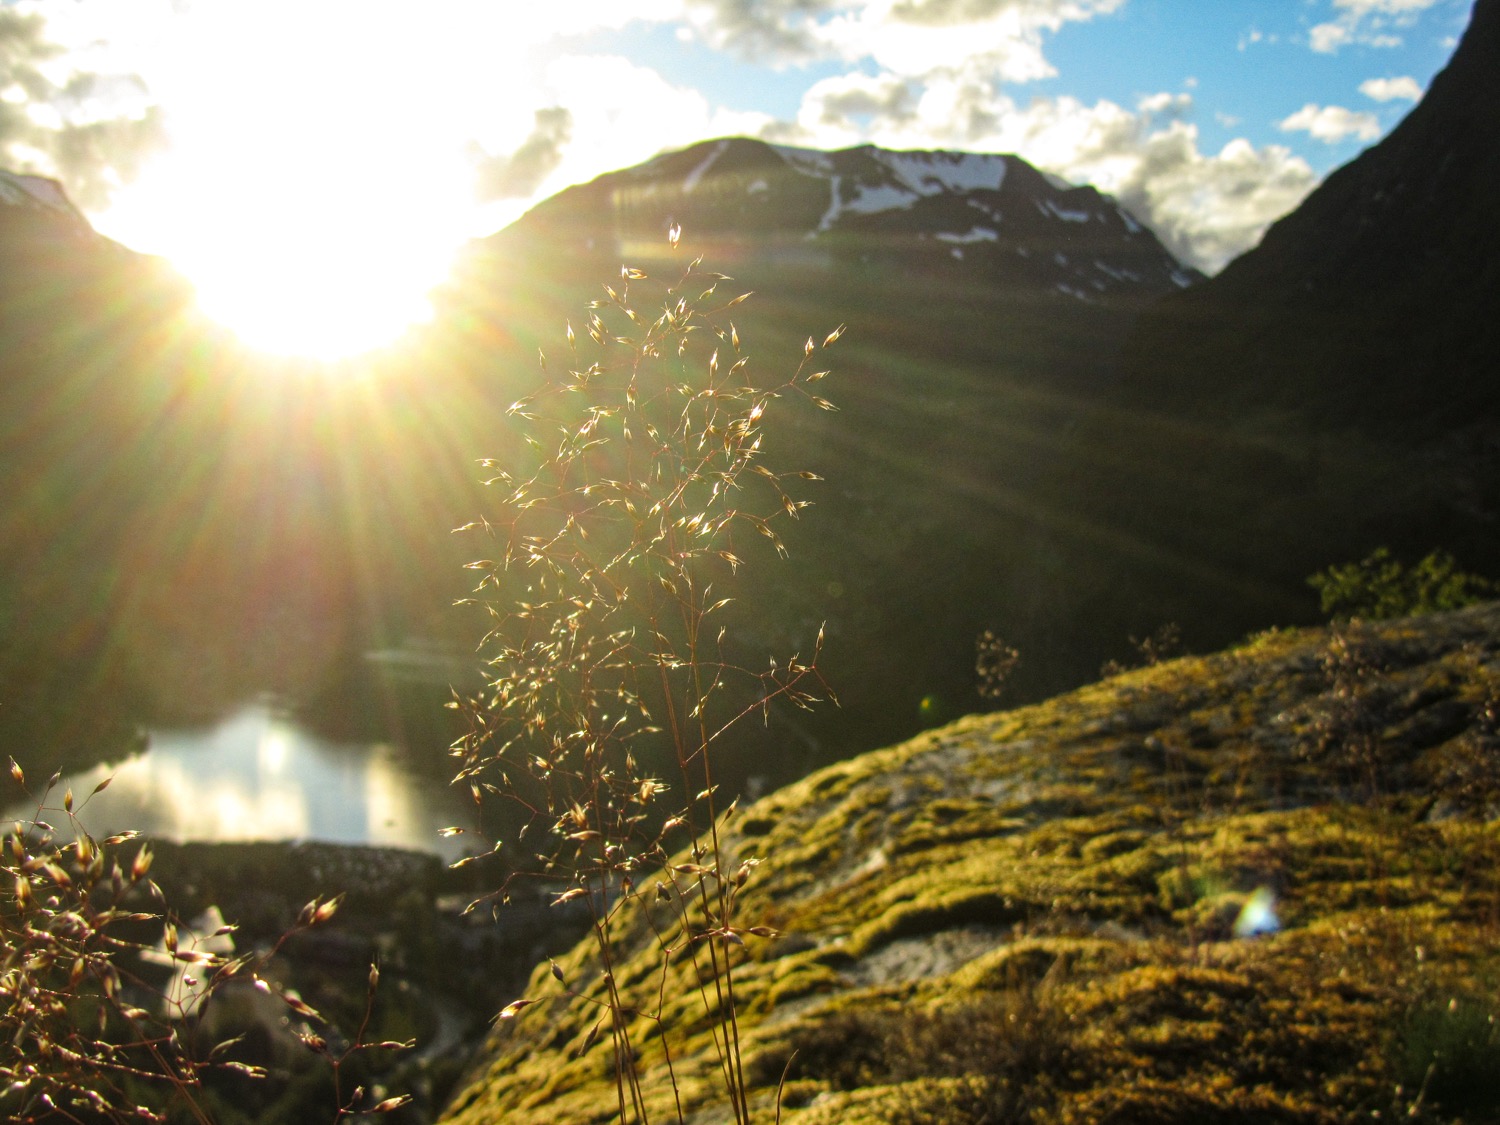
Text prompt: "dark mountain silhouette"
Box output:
[[1032, 0, 1500, 664], [1120, 0, 1498, 431]]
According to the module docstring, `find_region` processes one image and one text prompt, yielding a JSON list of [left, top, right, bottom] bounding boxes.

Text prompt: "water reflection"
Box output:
[[4, 704, 470, 859]]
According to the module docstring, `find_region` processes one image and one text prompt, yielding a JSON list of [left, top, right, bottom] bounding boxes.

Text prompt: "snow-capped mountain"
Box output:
[[494, 138, 1198, 305]]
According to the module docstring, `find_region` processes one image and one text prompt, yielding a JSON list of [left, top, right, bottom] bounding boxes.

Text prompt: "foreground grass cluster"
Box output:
[[444, 603, 1500, 1124], [448, 247, 841, 1124]]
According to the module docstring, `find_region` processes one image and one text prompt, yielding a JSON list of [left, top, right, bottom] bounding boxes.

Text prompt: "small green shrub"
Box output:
[[1299, 628, 1397, 800], [1308, 548, 1493, 622], [1100, 623, 1183, 679]]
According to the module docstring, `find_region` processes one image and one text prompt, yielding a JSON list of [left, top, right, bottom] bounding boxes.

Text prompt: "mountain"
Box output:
[[0, 176, 484, 766], [1119, 0, 1499, 431], [461, 138, 1197, 300], [12, 0, 1492, 783], [1035, 0, 1500, 662], [1, 140, 1200, 783], [0, 170, 211, 760], [441, 602, 1500, 1124], [431, 139, 1202, 776]]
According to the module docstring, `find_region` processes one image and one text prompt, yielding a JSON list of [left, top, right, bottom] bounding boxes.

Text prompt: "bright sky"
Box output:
[[0, 0, 1475, 357]]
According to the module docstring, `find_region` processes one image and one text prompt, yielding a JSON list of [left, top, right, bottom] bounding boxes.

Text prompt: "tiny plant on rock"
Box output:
[[451, 240, 841, 1124]]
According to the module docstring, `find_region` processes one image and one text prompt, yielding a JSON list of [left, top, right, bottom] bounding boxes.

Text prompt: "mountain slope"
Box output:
[[1120, 0, 1499, 430], [462, 138, 1196, 303], [1033, 0, 1500, 663], [2, 142, 1206, 775], [431, 140, 1204, 772], [442, 602, 1500, 1124], [0, 178, 487, 763]]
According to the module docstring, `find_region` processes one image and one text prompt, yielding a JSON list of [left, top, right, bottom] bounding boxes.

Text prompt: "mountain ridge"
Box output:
[[465, 135, 1198, 309], [1018, 0, 1500, 687]]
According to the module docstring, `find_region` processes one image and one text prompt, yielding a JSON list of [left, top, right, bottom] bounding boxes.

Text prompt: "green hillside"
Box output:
[[442, 603, 1500, 1124]]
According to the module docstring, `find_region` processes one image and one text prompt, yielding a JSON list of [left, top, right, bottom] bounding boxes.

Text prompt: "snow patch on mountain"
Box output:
[[771, 144, 834, 176], [816, 179, 928, 231], [803, 148, 1014, 233], [0, 169, 90, 237], [816, 175, 844, 232], [1042, 199, 1092, 223], [936, 227, 999, 244], [682, 140, 730, 193], [0, 170, 76, 215], [871, 150, 1008, 196], [1094, 260, 1141, 282], [844, 183, 921, 216]]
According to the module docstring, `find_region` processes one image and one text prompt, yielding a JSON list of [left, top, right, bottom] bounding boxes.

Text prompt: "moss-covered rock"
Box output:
[[441, 604, 1500, 1124]]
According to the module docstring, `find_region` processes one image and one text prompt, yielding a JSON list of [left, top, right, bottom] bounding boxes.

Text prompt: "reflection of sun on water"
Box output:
[[1, 706, 466, 856], [363, 745, 428, 847], [257, 726, 290, 775]]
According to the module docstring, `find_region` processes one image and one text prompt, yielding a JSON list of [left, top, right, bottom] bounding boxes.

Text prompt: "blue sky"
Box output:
[[0, 0, 1477, 355]]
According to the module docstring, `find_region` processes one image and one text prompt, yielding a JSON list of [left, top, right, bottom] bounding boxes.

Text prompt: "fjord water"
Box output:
[[4, 702, 472, 859]]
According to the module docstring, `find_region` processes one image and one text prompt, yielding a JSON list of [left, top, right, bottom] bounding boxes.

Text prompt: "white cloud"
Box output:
[[682, 0, 1125, 79], [0, 2, 164, 207], [1278, 102, 1382, 144], [1308, 0, 1440, 53], [1237, 27, 1276, 51], [817, 0, 1125, 80], [1359, 74, 1423, 101], [1137, 91, 1193, 119], [779, 73, 1317, 272], [789, 70, 918, 142], [537, 53, 774, 198]]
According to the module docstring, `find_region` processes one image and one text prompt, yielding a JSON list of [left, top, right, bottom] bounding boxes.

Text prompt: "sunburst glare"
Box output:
[[100, 153, 473, 359]]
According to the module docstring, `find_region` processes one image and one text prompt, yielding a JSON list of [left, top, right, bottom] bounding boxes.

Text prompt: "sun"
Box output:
[[95, 157, 476, 360], [174, 212, 448, 361]]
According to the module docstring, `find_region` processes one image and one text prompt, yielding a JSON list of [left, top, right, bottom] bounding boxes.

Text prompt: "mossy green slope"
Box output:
[[442, 604, 1500, 1124]]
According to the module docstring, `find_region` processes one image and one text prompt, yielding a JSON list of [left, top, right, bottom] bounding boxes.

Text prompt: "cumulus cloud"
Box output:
[[822, 0, 1124, 80], [776, 69, 1317, 272], [0, 7, 163, 208], [781, 71, 919, 140], [680, 0, 841, 60], [473, 107, 574, 201], [1359, 74, 1423, 101], [1308, 0, 1440, 54], [681, 0, 1124, 79], [532, 53, 774, 196], [1278, 102, 1382, 144]]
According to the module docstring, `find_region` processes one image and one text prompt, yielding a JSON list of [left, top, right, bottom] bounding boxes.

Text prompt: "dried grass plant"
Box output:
[[451, 238, 841, 1124], [1, 762, 411, 1123]]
